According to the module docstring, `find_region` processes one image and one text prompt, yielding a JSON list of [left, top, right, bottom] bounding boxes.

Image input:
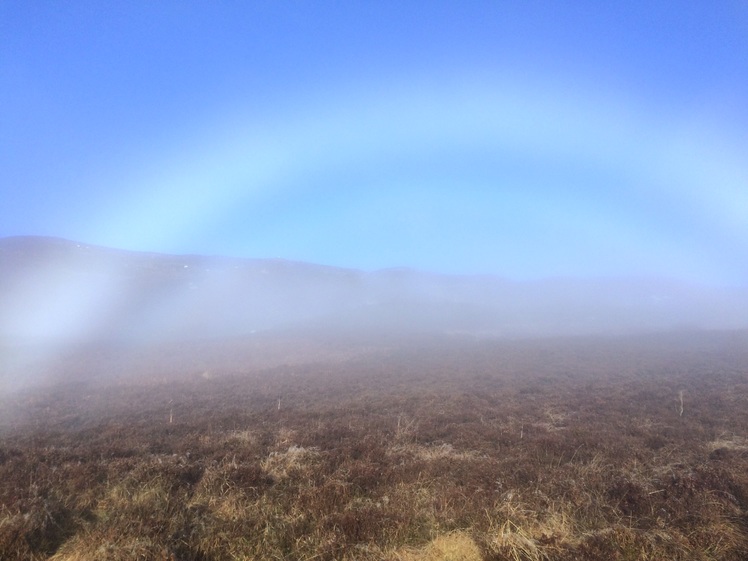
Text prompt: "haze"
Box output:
[[2, 3, 748, 392], [5, 7, 748, 556]]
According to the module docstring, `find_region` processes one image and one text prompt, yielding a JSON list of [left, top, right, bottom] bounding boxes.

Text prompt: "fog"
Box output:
[[3, 5, 747, 398], [2, 236, 747, 395]]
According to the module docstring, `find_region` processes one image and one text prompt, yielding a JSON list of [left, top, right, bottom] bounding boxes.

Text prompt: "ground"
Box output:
[[1, 330, 747, 560]]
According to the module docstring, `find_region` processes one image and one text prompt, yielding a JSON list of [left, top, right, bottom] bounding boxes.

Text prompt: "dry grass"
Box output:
[[1, 330, 748, 560], [261, 444, 321, 480], [388, 442, 485, 462], [709, 434, 748, 452], [394, 531, 482, 561]]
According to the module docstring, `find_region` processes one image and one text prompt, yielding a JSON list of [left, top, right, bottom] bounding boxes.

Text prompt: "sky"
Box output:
[[2, 1, 748, 285]]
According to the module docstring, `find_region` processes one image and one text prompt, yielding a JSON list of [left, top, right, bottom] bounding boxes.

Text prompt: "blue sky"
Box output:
[[2, 1, 747, 284]]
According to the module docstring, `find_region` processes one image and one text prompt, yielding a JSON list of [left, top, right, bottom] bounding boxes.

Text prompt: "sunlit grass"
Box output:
[[2, 332, 748, 559]]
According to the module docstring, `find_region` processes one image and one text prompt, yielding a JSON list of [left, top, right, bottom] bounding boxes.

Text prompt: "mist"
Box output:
[[1, 235, 747, 395], [3, 4, 748, 557]]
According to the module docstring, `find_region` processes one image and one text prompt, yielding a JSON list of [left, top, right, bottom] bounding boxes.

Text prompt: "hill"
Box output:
[[1, 236, 747, 346]]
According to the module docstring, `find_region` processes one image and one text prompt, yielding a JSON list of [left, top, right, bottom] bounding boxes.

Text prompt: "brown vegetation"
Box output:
[[1, 330, 748, 560]]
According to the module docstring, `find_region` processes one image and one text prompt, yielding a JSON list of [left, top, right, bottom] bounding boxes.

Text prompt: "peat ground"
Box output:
[[1, 330, 748, 560]]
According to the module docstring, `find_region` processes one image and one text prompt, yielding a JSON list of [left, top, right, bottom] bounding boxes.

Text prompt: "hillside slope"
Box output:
[[1, 236, 747, 344]]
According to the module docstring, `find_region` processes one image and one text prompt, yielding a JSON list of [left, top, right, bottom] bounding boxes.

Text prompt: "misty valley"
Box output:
[[1, 238, 748, 560]]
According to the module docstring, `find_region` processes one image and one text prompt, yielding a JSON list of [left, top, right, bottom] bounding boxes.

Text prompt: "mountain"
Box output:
[[1, 236, 747, 344]]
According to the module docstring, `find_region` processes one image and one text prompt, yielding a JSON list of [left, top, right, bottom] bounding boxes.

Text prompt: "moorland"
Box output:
[[1, 329, 747, 560]]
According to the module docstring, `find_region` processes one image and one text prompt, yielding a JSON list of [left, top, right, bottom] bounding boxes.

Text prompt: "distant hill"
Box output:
[[1, 235, 747, 344]]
